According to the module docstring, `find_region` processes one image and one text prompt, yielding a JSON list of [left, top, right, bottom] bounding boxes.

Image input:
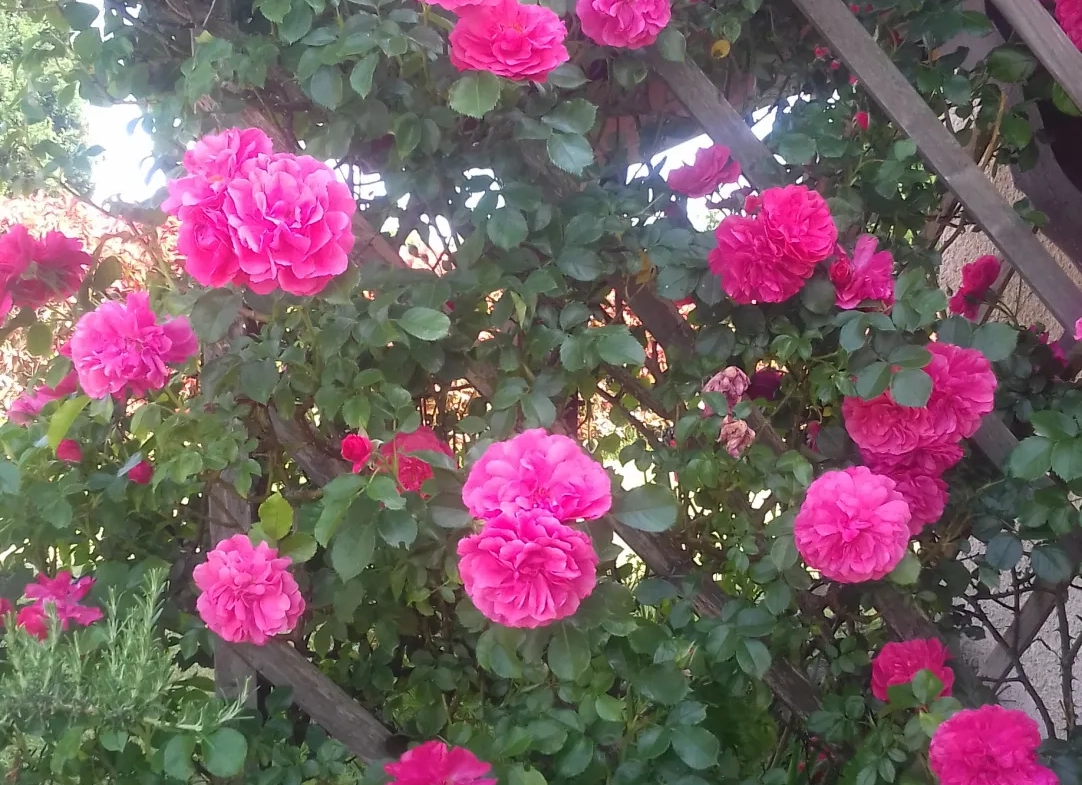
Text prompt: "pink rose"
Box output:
[[0, 225, 91, 311], [577, 0, 671, 49], [127, 460, 154, 485], [759, 184, 838, 266], [709, 215, 796, 303], [925, 342, 997, 440], [426, 0, 500, 10], [748, 368, 784, 400], [461, 429, 612, 522], [718, 416, 755, 458], [182, 127, 273, 183], [668, 145, 740, 198], [56, 439, 83, 463], [341, 433, 374, 473], [457, 508, 598, 627], [842, 391, 937, 456], [948, 255, 1001, 320], [830, 235, 895, 310], [193, 534, 305, 645], [1056, 0, 1082, 51], [861, 441, 964, 477], [172, 183, 245, 289], [871, 638, 954, 702], [379, 426, 453, 494], [18, 571, 103, 639], [7, 371, 79, 424], [702, 366, 750, 414], [876, 466, 946, 533], [929, 705, 1059, 785], [854, 110, 869, 131], [449, 0, 569, 83], [70, 292, 198, 399], [225, 153, 356, 296], [793, 467, 912, 583], [385, 741, 496, 785]]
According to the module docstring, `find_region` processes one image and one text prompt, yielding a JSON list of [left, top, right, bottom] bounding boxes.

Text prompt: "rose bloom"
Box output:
[[854, 110, 870, 131], [126, 459, 154, 485], [7, 371, 78, 424], [793, 467, 912, 583], [719, 416, 755, 458], [948, 255, 1001, 319], [449, 0, 569, 82], [341, 433, 374, 473], [925, 342, 997, 440], [709, 215, 809, 304], [871, 638, 954, 701], [181, 127, 273, 182], [842, 391, 937, 456], [170, 182, 246, 289], [1057, 0, 1082, 53], [18, 571, 103, 639], [385, 741, 496, 785], [379, 426, 453, 494], [425, 0, 500, 10], [193, 534, 305, 645], [0, 224, 91, 312], [56, 439, 83, 463], [462, 428, 612, 521], [829, 235, 895, 310], [668, 145, 741, 198], [702, 366, 749, 414], [70, 292, 198, 399], [577, 0, 671, 50], [225, 153, 356, 296], [748, 368, 784, 401], [929, 705, 1059, 785], [861, 441, 964, 477], [457, 508, 598, 627], [759, 185, 838, 266]]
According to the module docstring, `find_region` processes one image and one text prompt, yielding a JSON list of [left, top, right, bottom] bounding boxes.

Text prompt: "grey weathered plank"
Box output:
[[990, 0, 1082, 112], [790, 0, 1082, 332]]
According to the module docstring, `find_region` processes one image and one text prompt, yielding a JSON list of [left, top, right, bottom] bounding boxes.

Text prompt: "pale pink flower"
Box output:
[[793, 467, 912, 583], [668, 145, 741, 198], [829, 235, 895, 310], [719, 416, 755, 458], [70, 292, 198, 399], [948, 255, 1001, 319], [193, 534, 305, 645], [759, 184, 838, 266], [341, 434, 374, 473], [457, 508, 598, 627], [461, 429, 611, 521], [925, 342, 997, 440], [127, 460, 154, 485], [182, 127, 273, 183], [385, 741, 496, 785], [842, 392, 937, 456], [1056, 0, 1082, 50], [577, 0, 670, 49], [7, 371, 78, 424], [702, 366, 749, 414], [709, 215, 806, 304], [379, 426, 453, 494], [225, 153, 356, 296], [929, 705, 1059, 785], [56, 439, 82, 463], [449, 0, 569, 82], [871, 638, 954, 701]]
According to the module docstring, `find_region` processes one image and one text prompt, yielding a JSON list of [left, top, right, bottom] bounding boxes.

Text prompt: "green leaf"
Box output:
[[636, 726, 671, 758], [542, 99, 598, 134], [366, 474, 406, 510], [987, 45, 1037, 82], [430, 494, 472, 528], [654, 27, 686, 61], [240, 360, 279, 404], [1052, 439, 1082, 481], [258, 492, 294, 540], [597, 329, 645, 366], [556, 247, 603, 281], [62, 1, 99, 29], [398, 307, 451, 340], [0, 461, 20, 495], [190, 289, 242, 343], [910, 669, 944, 704], [487, 208, 528, 249], [636, 577, 678, 606], [637, 663, 688, 704], [670, 726, 720, 770], [890, 368, 933, 408], [279, 2, 314, 43], [393, 113, 422, 158], [595, 694, 624, 722], [202, 727, 248, 778], [278, 532, 318, 563], [547, 132, 594, 175], [777, 133, 817, 164], [448, 72, 502, 118], [256, 0, 291, 22], [855, 361, 891, 400], [971, 322, 1017, 362], [888, 551, 921, 585], [735, 638, 771, 679], [47, 395, 90, 449], [1031, 543, 1074, 583], [1009, 436, 1053, 480], [548, 624, 590, 681], [801, 274, 836, 314], [985, 532, 1023, 571], [547, 63, 589, 88], [26, 323, 52, 357], [310, 66, 344, 109], [615, 484, 678, 532], [163, 734, 197, 781], [350, 54, 380, 99], [556, 737, 594, 778], [331, 524, 377, 581], [888, 345, 932, 369]]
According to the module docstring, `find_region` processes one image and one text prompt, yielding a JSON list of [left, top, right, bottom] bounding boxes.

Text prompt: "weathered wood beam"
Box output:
[[990, 0, 1082, 111]]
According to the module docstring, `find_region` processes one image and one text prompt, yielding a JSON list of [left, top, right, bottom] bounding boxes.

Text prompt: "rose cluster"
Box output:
[[340, 426, 454, 494], [948, 255, 1001, 319], [163, 128, 356, 296], [1, 571, 103, 640], [457, 429, 609, 628], [0, 224, 91, 319]]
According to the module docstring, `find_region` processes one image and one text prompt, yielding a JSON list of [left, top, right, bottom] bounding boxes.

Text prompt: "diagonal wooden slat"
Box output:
[[990, 0, 1082, 111]]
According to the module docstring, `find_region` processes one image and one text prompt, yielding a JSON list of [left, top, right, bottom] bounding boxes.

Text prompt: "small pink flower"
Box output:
[[379, 426, 453, 494], [56, 439, 82, 463], [702, 366, 750, 413], [449, 0, 569, 83], [929, 705, 1059, 785], [854, 110, 870, 130], [193, 534, 305, 645], [457, 508, 598, 627], [24, 571, 94, 605], [127, 460, 154, 484], [793, 467, 912, 583], [384, 741, 496, 785], [925, 342, 997, 440], [871, 638, 954, 702], [577, 0, 671, 50], [668, 145, 742, 198], [16, 604, 48, 639], [182, 127, 273, 183], [829, 235, 895, 310], [948, 255, 1001, 319], [462, 429, 611, 521], [719, 416, 755, 457], [70, 292, 198, 399], [829, 60, 841, 70], [341, 434, 374, 473], [0, 597, 11, 620], [842, 392, 937, 456], [427, 0, 501, 10], [806, 421, 821, 450]]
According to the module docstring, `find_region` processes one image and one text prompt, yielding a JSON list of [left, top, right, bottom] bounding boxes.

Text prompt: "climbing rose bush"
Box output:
[[929, 705, 1059, 785], [193, 534, 305, 645], [384, 741, 496, 785], [871, 638, 954, 701]]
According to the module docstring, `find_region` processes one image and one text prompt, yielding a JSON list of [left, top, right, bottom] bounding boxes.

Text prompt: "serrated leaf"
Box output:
[[548, 624, 590, 681], [890, 368, 932, 408], [258, 492, 294, 540], [202, 727, 248, 778], [542, 99, 597, 134], [547, 131, 593, 175], [487, 207, 528, 249], [350, 54, 379, 98], [1009, 436, 1053, 480], [330, 524, 376, 581], [615, 484, 678, 532], [971, 322, 1017, 362], [309, 66, 344, 109], [448, 72, 502, 118], [398, 307, 451, 340]]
